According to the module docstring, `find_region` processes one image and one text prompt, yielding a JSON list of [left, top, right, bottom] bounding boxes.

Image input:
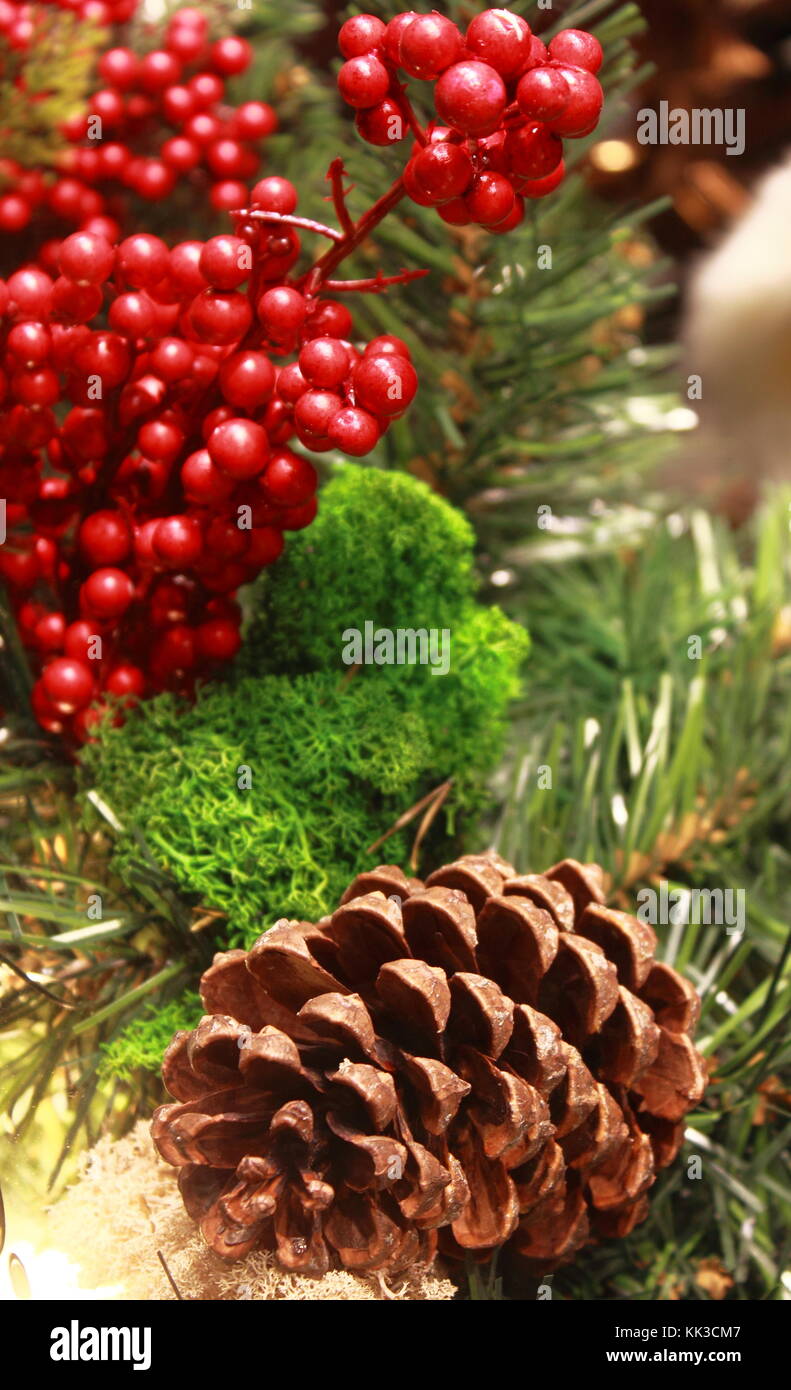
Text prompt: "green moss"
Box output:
[[99, 993, 202, 1082], [242, 467, 478, 675]]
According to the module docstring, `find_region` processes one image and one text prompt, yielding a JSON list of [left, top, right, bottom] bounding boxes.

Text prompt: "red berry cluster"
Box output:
[[338, 11, 603, 230], [0, 0, 136, 48], [0, 7, 276, 237]]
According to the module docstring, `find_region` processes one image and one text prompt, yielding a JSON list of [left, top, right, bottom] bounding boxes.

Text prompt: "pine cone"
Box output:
[[152, 855, 706, 1278]]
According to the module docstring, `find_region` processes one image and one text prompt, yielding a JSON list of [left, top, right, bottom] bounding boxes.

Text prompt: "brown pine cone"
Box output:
[[152, 854, 706, 1278]]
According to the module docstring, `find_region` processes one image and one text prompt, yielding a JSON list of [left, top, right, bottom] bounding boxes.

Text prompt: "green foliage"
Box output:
[[489, 490, 791, 1300], [0, 13, 104, 174], [80, 471, 527, 952], [99, 993, 202, 1083]]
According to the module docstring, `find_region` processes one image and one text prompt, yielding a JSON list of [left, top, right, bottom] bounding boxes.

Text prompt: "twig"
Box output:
[[366, 778, 454, 860], [323, 268, 429, 294], [231, 208, 345, 242], [157, 1249, 186, 1300], [326, 157, 355, 236], [301, 174, 410, 295]]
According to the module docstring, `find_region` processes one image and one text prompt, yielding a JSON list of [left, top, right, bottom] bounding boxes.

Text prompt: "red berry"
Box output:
[[208, 417, 270, 479], [190, 289, 252, 345], [298, 337, 350, 389], [277, 362, 308, 403], [0, 194, 30, 233], [170, 241, 207, 297], [352, 353, 417, 417], [109, 290, 156, 337], [399, 14, 462, 80], [465, 171, 515, 226], [411, 141, 473, 202], [280, 497, 318, 531], [43, 657, 94, 714], [233, 101, 278, 140], [82, 567, 135, 619], [257, 286, 308, 343], [117, 234, 170, 290], [338, 54, 390, 110], [181, 448, 235, 504], [518, 160, 566, 199], [196, 618, 241, 662], [51, 277, 103, 325], [548, 29, 603, 75], [205, 516, 248, 561], [210, 36, 252, 75], [484, 194, 525, 233], [339, 14, 387, 58], [243, 525, 283, 566], [139, 50, 182, 93], [150, 337, 194, 382], [58, 231, 115, 285], [302, 300, 354, 341], [79, 510, 132, 565], [105, 663, 145, 700], [547, 67, 603, 137], [161, 136, 201, 173], [434, 61, 507, 138], [251, 176, 297, 214], [465, 9, 532, 80], [161, 84, 195, 123], [516, 66, 571, 122], [151, 624, 196, 675], [64, 620, 100, 664], [210, 181, 249, 214], [294, 389, 343, 439], [152, 516, 203, 568], [11, 366, 59, 407], [384, 12, 419, 64], [188, 73, 224, 110], [262, 450, 318, 506], [199, 235, 250, 290], [219, 350, 276, 409], [355, 97, 409, 146], [504, 123, 563, 179], [7, 267, 53, 319], [138, 417, 184, 463], [34, 612, 66, 653], [365, 335, 412, 360], [328, 405, 381, 457], [165, 24, 206, 63], [98, 47, 139, 89], [7, 321, 51, 366]]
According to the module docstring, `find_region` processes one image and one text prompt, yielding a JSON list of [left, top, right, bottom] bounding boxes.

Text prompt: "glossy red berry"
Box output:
[[547, 66, 603, 137], [398, 14, 462, 80], [338, 54, 391, 110], [384, 12, 419, 65], [517, 160, 566, 199], [79, 510, 132, 565], [208, 417, 270, 480], [117, 234, 170, 290], [434, 61, 507, 138], [251, 176, 298, 214], [355, 98, 409, 146], [365, 335, 412, 360], [517, 66, 571, 122], [294, 389, 343, 439], [298, 337, 350, 389], [139, 50, 182, 93], [43, 657, 94, 714], [7, 321, 51, 366], [352, 353, 417, 417], [302, 300, 354, 341], [465, 9, 532, 80], [210, 36, 252, 76], [105, 663, 145, 700], [82, 567, 135, 619], [108, 290, 156, 337], [411, 141, 473, 202], [98, 47, 139, 90], [199, 235, 250, 290], [58, 231, 115, 285], [504, 123, 564, 179], [219, 350, 276, 409], [339, 14, 387, 58], [548, 29, 603, 75], [190, 289, 253, 345], [328, 405, 381, 457], [181, 448, 235, 505], [138, 417, 184, 463], [150, 337, 194, 382], [233, 101, 278, 140], [257, 286, 308, 343], [152, 516, 203, 568], [196, 618, 241, 662], [465, 171, 515, 226], [262, 450, 318, 506]]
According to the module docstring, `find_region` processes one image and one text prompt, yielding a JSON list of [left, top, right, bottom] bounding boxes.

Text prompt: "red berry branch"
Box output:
[[0, 8, 604, 746]]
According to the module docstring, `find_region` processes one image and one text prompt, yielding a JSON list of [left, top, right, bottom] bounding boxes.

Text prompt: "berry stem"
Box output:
[[322, 268, 429, 294], [232, 208, 346, 243], [326, 158, 356, 236], [301, 173, 409, 295]]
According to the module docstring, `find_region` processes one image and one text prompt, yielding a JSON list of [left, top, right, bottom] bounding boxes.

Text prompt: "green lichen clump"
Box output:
[[81, 469, 528, 955], [99, 995, 202, 1082]]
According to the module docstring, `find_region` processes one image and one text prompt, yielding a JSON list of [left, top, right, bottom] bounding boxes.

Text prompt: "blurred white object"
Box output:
[[679, 155, 791, 515]]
